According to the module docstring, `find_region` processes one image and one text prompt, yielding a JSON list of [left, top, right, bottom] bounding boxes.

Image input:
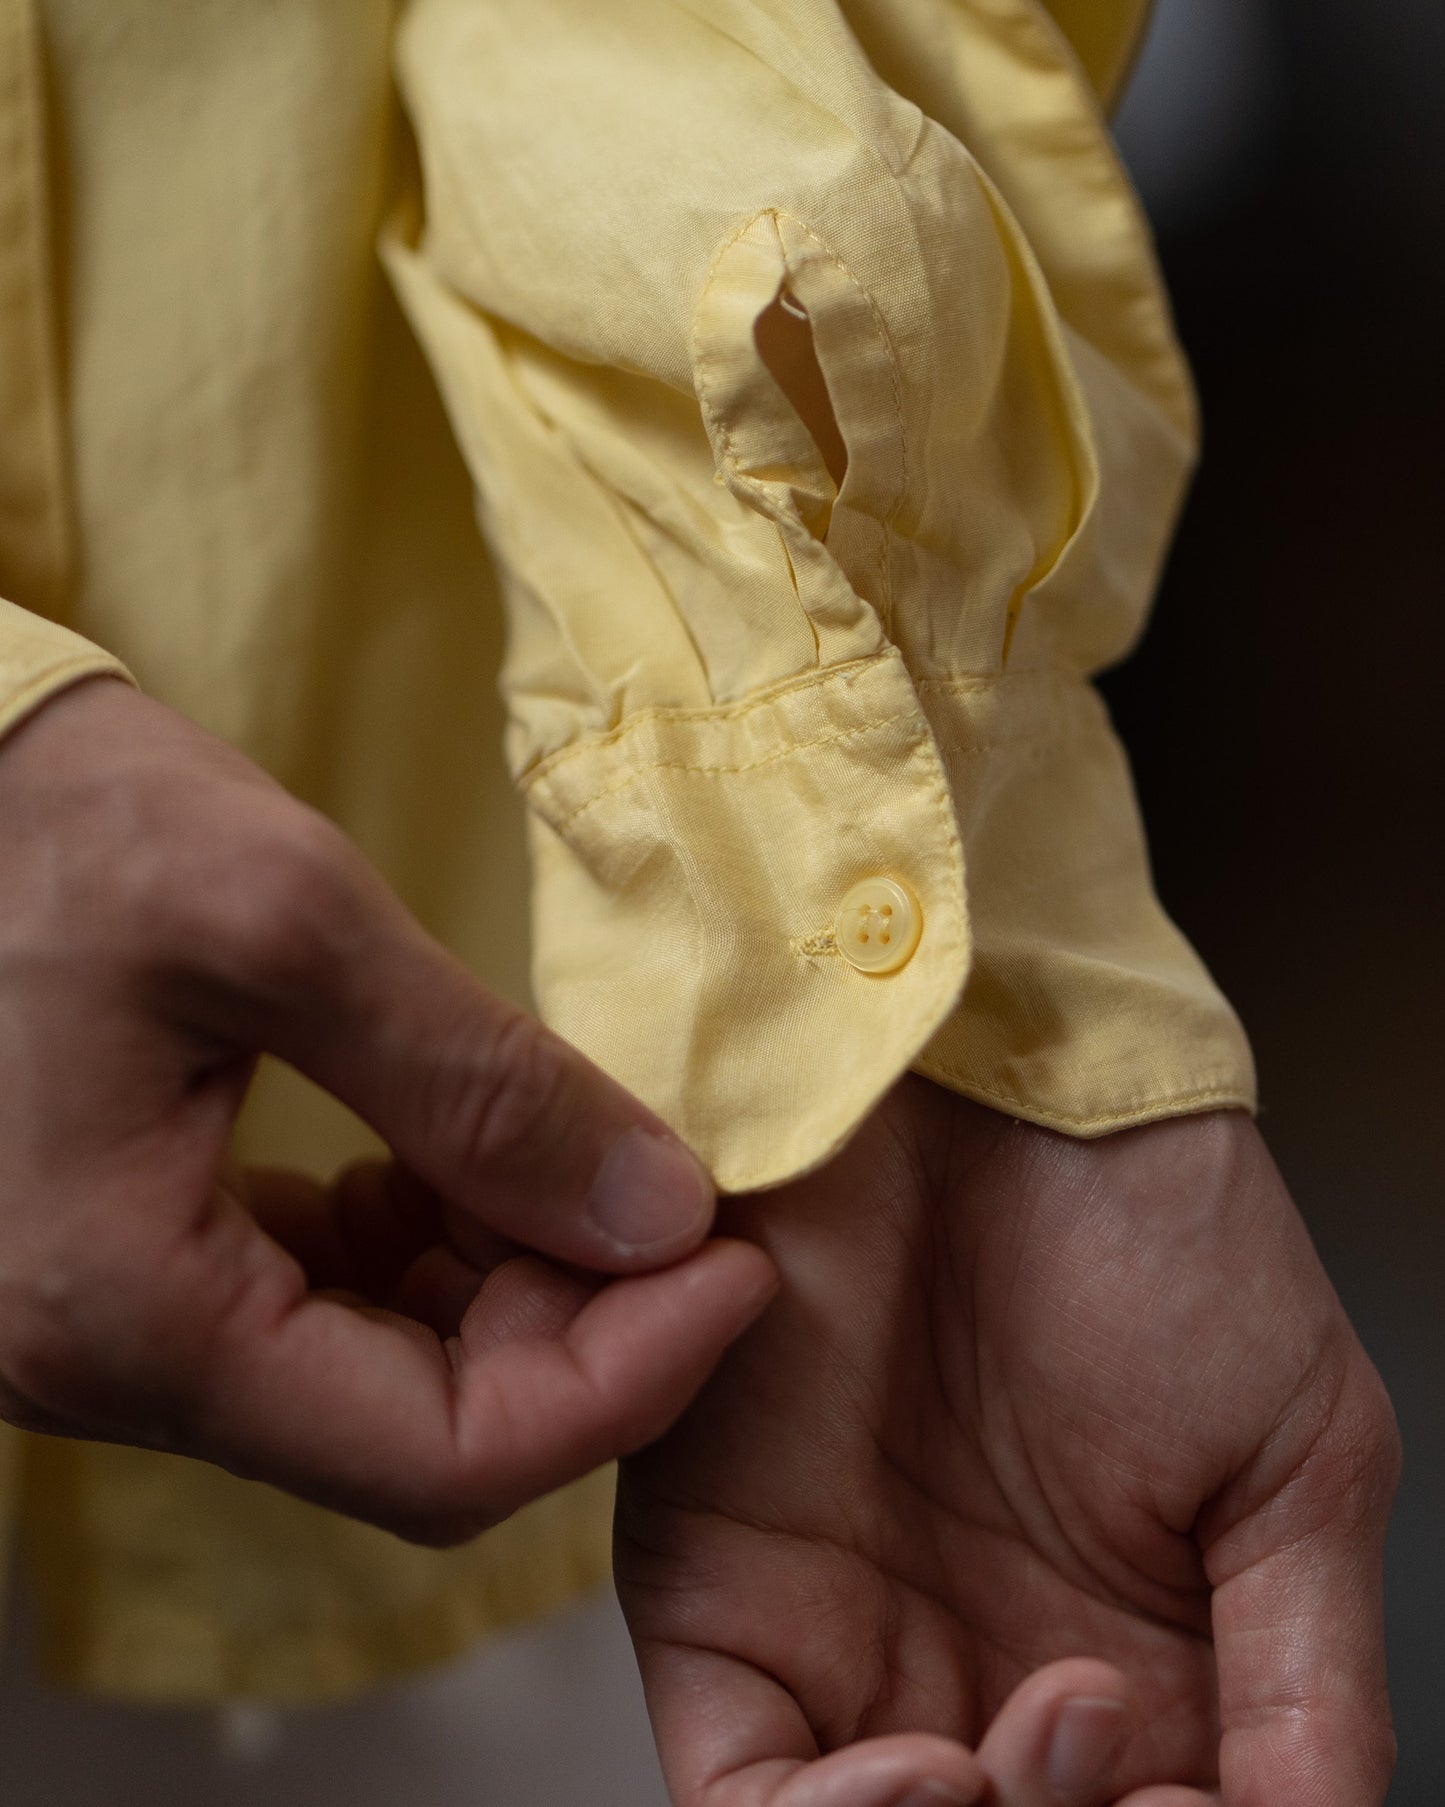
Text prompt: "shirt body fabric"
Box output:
[[0, 0, 1252, 1701]]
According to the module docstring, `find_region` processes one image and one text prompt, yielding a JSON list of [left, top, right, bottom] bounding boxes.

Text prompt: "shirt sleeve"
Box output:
[[0, 0, 133, 743], [0, 599, 133, 742], [382, 0, 1255, 1193]]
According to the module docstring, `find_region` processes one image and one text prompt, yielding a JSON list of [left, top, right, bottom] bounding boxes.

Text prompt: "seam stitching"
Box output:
[[528, 685, 1098, 831], [913, 1061, 1251, 1130], [520, 652, 898, 786], [519, 655, 1095, 796], [777, 214, 909, 637], [914, 667, 1091, 695], [692, 211, 775, 507], [535, 708, 923, 832], [691, 209, 908, 638]]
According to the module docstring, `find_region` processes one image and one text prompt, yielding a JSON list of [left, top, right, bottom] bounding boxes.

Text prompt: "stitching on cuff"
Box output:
[[538, 706, 920, 833], [520, 650, 905, 786], [913, 666, 1091, 695], [914, 1053, 1255, 1133]]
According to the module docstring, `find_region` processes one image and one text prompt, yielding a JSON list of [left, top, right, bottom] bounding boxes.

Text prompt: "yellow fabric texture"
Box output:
[[387, 0, 1252, 1181], [0, 0, 1251, 1701]]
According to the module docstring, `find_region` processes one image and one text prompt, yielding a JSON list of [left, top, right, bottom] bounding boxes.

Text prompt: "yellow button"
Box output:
[[835, 877, 922, 974]]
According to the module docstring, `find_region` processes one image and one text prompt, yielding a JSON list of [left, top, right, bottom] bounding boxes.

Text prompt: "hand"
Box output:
[[0, 678, 776, 1542], [616, 1076, 1399, 1806]]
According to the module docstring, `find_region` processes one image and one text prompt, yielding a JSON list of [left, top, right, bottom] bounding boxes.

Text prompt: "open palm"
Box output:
[[616, 1077, 1398, 1807]]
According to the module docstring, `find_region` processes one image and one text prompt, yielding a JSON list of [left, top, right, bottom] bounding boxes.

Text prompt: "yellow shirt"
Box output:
[[0, 0, 1252, 1700]]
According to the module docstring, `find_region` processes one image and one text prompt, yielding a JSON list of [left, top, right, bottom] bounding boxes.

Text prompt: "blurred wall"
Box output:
[[1111, 3, 1445, 1801]]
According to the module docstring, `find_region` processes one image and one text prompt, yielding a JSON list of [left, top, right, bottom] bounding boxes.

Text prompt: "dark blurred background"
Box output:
[[1109, 1, 1445, 1797], [1, 2, 1438, 1801]]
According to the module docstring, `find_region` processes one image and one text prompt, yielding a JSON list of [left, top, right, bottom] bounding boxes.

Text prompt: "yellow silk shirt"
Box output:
[[0, 0, 1253, 1701]]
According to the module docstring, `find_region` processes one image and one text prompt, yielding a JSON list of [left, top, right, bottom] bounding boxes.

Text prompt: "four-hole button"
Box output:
[[834, 876, 923, 974]]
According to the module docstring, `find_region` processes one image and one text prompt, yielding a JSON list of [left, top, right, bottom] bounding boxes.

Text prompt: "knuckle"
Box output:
[[194, 808, 365, 1000], [432, 1006, 571, 1178]]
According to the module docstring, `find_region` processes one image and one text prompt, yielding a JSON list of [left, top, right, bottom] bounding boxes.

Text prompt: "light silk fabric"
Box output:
[[0, 0, 1251, 1701]]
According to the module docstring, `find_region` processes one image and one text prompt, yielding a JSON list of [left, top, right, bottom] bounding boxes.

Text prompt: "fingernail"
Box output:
[[896, 1785, 969, 1807], [1046, 1696, 1126, 1805], [586, 1127, 714, 1253]]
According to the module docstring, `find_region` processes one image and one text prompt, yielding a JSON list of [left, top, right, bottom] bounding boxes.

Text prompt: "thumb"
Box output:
[[189, 825, 715, 1273], [1204, 1351, 1399, 1806]]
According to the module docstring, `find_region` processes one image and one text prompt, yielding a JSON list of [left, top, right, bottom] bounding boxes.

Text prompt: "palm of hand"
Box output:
[[617, 1077, 1396, 1807]]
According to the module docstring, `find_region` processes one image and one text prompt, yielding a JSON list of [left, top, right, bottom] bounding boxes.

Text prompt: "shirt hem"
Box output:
[[0, 653, 137, 747], [913, 1050, 1256, 1138]]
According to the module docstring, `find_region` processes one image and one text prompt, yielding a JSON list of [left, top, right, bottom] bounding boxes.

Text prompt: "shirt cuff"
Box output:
[[524, 648, 968, 1192], [0, 597, 137, 745], [524, 645, 1254, 1192], [913, 666, 1256, 1135]]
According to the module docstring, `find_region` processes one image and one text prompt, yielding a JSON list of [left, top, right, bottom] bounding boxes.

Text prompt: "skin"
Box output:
[[616, 1076, 1400, 1807], [0, 678, 1399, 1805], [0, 677, 776, 1542]]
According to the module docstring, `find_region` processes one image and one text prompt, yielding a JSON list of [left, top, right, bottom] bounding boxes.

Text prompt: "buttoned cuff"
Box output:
[[0, 597, 136, 744], [524, 648, 969, 1193], [524, 647, 1255, 1192]]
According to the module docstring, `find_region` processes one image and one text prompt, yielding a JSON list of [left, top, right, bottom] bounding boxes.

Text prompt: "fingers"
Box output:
[[245, 1161, 518, 1340], [189, 1222, 777, 1540], [1204, 1356, 1400, 1807], [332, 964, 717, 1274], [247, 1162, 592, 1345], [634, 1639, 1133, 1807], [1110, 1793, 1218, 1807], [0, 1151, 772, 1539], [115, 755, 719, 1276], [635, 1639, 821, 1807], [456, 1253, 599, 1358], [392, 1244, 490, 1339], [767, 1740, 988, 1807], [8, 678, 715, 1284], [636, 1635, 989, 1807], [976, 1660, 1130, 1806], [0, 679, 755, 1532], [174, 822, 715, 1274], [236, 1166, 360, 1291], [239, 859, 718, 1273]]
